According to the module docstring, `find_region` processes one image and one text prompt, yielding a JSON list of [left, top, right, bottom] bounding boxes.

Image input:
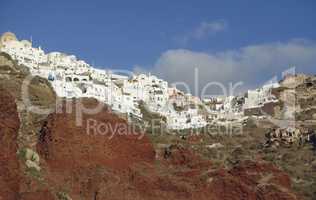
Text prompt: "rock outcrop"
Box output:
[[36, 98, 156, 199], [0, 87, 20, 199]]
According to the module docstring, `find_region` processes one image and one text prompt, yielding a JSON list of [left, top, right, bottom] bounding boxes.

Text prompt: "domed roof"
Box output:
[[0, 32, 18, 44], [21, 39, 32, 47], [2, 32, 17, 38]]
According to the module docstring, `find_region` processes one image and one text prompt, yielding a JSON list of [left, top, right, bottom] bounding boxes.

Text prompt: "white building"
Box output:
[[244, 82, 279, 109], [1, 36, 46, 69], [1, 32, 259, 130]]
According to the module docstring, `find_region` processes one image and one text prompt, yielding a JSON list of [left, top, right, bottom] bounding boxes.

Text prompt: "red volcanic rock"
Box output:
[[161, 144, 212, 178], [37, 98, 156, 199], [228, 160, 292, 189], [256, 184, 299, 200], [162, 144, 203, 167], [0, 87, 20, 200], [37, 98, 155, 170], [19, 191, 55, 200], [35, 98, 301, 200], [208, 160, 299, 200], [209, 174, 257, 200], [0, 87, 55, 200]]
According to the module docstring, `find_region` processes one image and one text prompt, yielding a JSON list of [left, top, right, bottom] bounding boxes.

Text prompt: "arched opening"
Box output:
[[73, 77, 79, 82], [66, 77, 72, 82]]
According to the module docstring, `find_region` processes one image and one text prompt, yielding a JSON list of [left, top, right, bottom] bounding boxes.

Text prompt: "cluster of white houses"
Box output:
[[0, 32, 281, 130]]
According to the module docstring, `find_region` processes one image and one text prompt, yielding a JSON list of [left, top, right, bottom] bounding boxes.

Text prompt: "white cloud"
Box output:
[[136, 39, 316, 96], [193, 20, 228, 39], [175, 20, 228, 45]]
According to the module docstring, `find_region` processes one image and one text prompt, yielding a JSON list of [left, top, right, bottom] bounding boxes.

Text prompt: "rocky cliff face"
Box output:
[[272, 74, 316, 127], [34, 99, 300, 200], [36, 98, 156, 199], [0, 53, 310, 199], [0, 87, 20, 199]]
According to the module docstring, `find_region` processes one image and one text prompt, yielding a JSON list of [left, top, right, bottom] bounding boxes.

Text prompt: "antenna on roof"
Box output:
[[30, 35, 33, 43]]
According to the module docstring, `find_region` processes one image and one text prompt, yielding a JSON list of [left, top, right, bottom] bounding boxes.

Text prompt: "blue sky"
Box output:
[[1, 0, 316, 94]]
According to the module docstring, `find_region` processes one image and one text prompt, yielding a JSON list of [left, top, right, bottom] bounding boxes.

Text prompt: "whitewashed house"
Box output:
[[2, 32, 271, 130], [1, 38, 46, 69], [244, 82, 279, 109]]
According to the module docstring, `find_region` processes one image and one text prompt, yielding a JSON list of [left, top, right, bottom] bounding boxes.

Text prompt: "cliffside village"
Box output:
[[0, 32, 303, 132]]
